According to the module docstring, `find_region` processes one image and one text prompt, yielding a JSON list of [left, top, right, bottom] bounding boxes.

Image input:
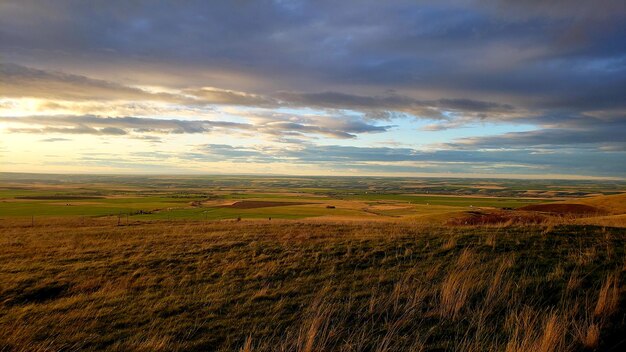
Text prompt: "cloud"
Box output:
[[277, 91, 516, 120], [184, 87, 278, 107], [185, 143, 626, 177], [1, 1, 624, 177], [39, 137, 71, 142], [1, 63, 522, 123], [2, 62, 620, 141], [1, 115, 249, 135], [11, 126, 127, 135], [2, 0, 622, 116], [437, 98, 514, 113], [0, 63, 185, 103], [1, 114, 390, 140], [132, 135, 163, 143], [187, 144, 276, 163], [450, 120, 626, 150], [251, 112, 393, 139], [480, 0, 626, 21]]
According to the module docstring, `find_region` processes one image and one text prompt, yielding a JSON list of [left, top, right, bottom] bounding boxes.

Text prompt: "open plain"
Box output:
[[1, 174, 626, 351]]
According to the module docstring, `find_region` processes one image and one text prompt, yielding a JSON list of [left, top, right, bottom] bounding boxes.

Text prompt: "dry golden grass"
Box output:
[[576, 214, 626, 228], [442, 236, 457, 250], [579, 322, 601, 350], [0, 219, 625, 351], [439, 249, 477, 320], [594, 273, 620, 318], [573, 193, 626, 215]]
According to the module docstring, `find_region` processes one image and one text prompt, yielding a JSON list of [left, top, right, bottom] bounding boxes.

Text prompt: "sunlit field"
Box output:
[[2, 0, 626, 350], [2, 173, 625, 223], [1, 174, 625, 351], [1, 220, 625, 351]]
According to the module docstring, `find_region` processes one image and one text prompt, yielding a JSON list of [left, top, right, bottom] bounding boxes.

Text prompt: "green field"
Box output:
[[4, 173, 623, 222]]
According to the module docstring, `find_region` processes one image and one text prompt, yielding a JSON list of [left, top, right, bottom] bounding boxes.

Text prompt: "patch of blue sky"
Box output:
[[325, 116, 537, 149]]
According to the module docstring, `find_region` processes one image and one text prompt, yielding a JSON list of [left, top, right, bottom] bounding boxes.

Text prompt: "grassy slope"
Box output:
[[572, 193, 626, 215], [554, 193, 626, 228], [344, 193, 546, 208], [1, 221, 624, 351]]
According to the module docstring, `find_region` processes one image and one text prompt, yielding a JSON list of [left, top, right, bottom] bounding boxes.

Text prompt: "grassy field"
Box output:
[[1, 174, 626, 351], [0, 220, 625, 351], [4, 173, 624, 222]]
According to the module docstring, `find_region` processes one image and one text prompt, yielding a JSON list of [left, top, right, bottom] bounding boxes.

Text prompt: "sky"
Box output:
[[0, 0, 625, 179]]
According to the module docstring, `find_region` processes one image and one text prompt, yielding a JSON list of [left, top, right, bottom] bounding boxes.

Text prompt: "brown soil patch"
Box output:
[[221, 200, 312, 209], [447, 211, 547, 226], [519, 203, 606, 215]]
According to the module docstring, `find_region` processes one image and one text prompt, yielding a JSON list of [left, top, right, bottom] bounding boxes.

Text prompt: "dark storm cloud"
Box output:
[[1, 0, 624, 117], [1, 1, 623, 109]]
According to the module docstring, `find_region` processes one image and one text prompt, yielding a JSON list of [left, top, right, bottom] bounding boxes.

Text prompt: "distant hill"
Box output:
[[519, 193, 626, 215], [573, 193, 626, 215]]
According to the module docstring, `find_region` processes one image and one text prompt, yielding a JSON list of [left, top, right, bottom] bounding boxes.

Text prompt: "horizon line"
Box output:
[[1, 171, 624, 182]]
